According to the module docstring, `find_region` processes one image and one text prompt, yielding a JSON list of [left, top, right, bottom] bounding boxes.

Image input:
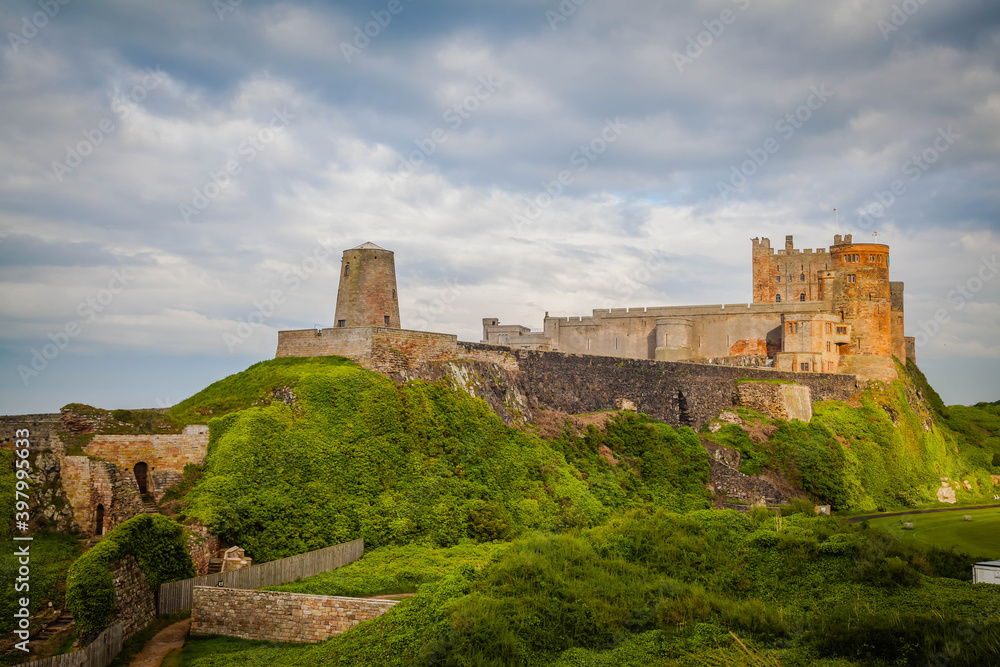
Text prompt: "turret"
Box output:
[[828, 235, 895, 379]]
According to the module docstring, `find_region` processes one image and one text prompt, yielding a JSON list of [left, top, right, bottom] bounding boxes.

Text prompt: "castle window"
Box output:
[[799, 293, 806, 301], [775, 295, 781, 303], [847, 274, 856, 283], [384, 315, 390, 326], [338, 320, 346, 328], [788, 322, 799, 334], [776, 275, 781, 282], [800, 363, 810, 371], [836, 326, 847, 335], [826, 341, 831, 352], [345, 263, 350, 276], [800, 273, 805, 281], [392, 289, 396, 299], [825, 323, 832, 334]]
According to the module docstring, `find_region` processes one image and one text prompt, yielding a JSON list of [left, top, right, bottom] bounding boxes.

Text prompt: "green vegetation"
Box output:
[[171, 509, 1000, 667], [66, 514, 195, 638], [703, 360, 1000, 512], [267, 542, 505, 597], [868, 508, 1000, 558], [0, 528, 82, 633], [177, 359, 710, 562]]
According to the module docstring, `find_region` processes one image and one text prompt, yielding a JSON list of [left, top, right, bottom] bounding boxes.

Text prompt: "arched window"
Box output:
[[775, 294, 781, 303], [345, 263, 350, 276], [799, 293, 806, 301], [800, 273, 805, 282]]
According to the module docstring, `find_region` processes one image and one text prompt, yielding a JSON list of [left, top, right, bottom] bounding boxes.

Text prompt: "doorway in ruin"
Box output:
[[134, 462, 149, 495], [95, 504, 104, 536]]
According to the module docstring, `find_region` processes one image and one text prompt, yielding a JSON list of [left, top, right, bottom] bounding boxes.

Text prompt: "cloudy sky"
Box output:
[[1, 0, 998, 414]]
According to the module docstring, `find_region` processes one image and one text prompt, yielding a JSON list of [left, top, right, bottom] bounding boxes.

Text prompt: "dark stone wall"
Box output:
[[455, 343, 858, 429]]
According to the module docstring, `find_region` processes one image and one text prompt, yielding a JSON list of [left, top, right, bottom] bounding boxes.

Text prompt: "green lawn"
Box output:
[[868, 508, 1000, 559]]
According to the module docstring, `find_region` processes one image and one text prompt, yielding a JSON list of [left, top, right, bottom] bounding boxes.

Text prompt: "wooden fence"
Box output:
[[21, 623, 123, 667], [158, 538, 364, 615]]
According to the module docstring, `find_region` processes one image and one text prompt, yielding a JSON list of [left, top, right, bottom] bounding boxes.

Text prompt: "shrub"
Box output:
[[66, 514, 194, 639]]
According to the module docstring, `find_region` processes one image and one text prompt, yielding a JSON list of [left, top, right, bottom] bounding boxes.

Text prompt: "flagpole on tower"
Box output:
[[834, 208, 838, 227]]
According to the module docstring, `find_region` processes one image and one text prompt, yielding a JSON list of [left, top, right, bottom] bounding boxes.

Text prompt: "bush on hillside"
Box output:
[[66, 514, 194, 638]]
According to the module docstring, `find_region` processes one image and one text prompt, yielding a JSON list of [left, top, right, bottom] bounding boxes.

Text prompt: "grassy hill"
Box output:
[[6, 354, 999, 666], [169, 357, 711, 562]]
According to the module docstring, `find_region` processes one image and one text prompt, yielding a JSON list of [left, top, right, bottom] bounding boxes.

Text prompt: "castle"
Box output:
[[482, 234, 914, 382], [275, 235, 913, 383]]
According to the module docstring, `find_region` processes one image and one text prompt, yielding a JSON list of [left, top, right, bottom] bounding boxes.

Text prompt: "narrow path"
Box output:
[[129, 618, 190, 667], [845, 503, 1000, 523]]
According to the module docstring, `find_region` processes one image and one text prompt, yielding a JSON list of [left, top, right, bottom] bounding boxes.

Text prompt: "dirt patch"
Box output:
[[740, 422, 777, 445], [533, 410, 614, 439], [129, 617, 190, 667], [597, 445, 619, 466]]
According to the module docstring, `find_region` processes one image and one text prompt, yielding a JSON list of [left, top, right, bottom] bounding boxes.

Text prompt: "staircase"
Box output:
[[140, 493, 159, 514], [207, 558, 224, 575], [33, 610, 73, 643]]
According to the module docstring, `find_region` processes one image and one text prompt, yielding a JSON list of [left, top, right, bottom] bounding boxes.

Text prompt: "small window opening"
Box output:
[[775, 294, 781, 303], [338, 319, 346, 327], [799, 293, 806, 301], [345, 263, 350, 276]]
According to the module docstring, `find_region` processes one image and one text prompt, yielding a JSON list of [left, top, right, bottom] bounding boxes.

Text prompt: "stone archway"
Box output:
[[134, 462, 149, 495], [95, 503, 104, 536]]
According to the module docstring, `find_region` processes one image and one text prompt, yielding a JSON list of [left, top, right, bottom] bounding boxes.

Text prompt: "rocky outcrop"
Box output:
[[702, 440, 799, 507]]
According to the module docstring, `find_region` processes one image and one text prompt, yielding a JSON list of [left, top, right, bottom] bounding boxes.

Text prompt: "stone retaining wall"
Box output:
[[190, 587, 397, 643], [110, 555, 156, 640]]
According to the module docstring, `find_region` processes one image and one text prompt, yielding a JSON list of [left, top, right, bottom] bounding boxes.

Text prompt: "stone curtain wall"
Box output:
[[276, 327, 483, 374], [190, 587, 397, 643], [452, 344, 857, 429], [273, 329, 857, 428], [110, 555, 156, 639]]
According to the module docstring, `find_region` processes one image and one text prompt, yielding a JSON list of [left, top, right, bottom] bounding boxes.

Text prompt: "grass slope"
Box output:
[[174, 357, 710, 562], [702, 359, 1000, 512]]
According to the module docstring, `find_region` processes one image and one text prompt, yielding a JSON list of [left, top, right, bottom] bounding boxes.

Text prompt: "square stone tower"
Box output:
[[333, 242, 401, 328]]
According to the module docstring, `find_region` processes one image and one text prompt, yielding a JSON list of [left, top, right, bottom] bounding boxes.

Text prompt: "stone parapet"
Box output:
[[190, 587, 397, 643]]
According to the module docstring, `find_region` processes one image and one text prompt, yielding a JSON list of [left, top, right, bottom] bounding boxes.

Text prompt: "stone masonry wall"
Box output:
[[110, 554, 156, 641], [83, 425, 209, 501], [59, 457, 144, 535], [190, 587, 397, 643], [736, 382, 813, 421], [469, 344, 856, 429]]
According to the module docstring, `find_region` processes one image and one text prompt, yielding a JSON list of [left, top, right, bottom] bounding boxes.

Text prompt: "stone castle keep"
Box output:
[[482, 234, 914, 382]]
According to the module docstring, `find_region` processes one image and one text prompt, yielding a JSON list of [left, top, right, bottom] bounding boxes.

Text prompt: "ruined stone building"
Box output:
[[483, 234, 914, 382]]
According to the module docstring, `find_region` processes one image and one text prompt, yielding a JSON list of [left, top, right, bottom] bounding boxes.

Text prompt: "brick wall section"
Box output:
[[110, 554, 156, 640], [190, 587, 397, 643], [83, 425, 209, 501]]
